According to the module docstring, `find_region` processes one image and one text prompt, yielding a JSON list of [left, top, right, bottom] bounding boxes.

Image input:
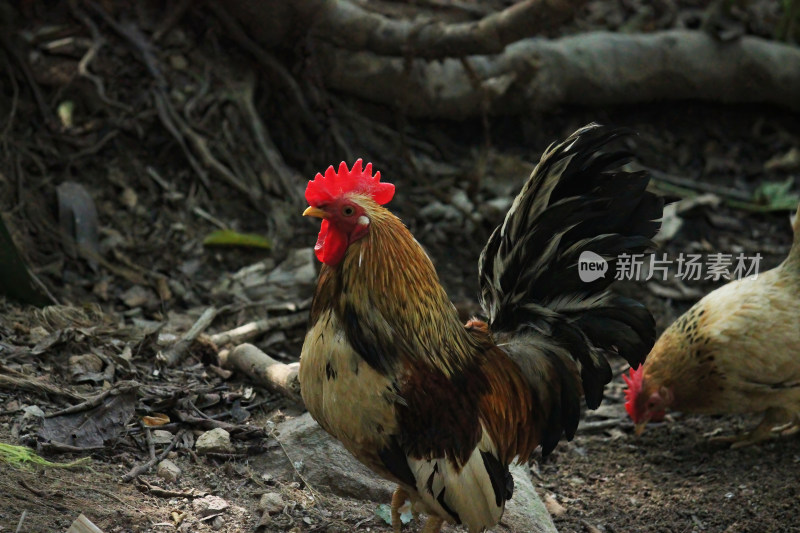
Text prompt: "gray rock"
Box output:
[[262, 413, 558, 532], [152, 429, 174, 445], [192, 495, 229, 517], [195, 427, 233, 454], [504, 463, 558, 533], [258, 492, 285, 515], [156, 459, 181, 483], [261, 413, 392, 502]]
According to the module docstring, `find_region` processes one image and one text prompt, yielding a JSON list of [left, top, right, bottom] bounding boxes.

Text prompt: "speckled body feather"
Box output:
[[300, 125, 663, 532], [635, 215, 800, 429]]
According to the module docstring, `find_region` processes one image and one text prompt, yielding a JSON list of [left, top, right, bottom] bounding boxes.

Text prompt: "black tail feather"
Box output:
[[479, 123, 663, 452]]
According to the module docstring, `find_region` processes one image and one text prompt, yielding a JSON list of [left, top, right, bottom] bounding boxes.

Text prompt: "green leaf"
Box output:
[[202, 230, 272, 249], [753, 177, 800, 211]]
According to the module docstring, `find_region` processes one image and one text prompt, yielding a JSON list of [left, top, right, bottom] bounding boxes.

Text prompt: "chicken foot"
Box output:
[[420, 516, 445, 533], [710, 407, 796, 448], [391, 487, 408, 533]]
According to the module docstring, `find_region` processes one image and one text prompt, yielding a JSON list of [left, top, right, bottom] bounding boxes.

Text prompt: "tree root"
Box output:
[[315, 30, 800, 118]]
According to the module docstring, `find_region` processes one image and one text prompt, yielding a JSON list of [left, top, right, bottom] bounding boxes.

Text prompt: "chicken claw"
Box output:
[[391, 487, 408, 533]]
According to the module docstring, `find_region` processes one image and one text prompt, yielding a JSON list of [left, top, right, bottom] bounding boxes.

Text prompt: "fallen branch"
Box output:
[[121, 429, 185, 483], [158, 307, 219, 367], [209, 312, 308, 347], [173, 411, 269, 437], [220, 343, 302, 404], [317, 30, 800, 118], [225, 0, 588, 59], [45, 380, 140, 417]]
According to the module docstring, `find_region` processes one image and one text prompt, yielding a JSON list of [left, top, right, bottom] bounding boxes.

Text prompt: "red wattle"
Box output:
[[315, 219, 349, 266]]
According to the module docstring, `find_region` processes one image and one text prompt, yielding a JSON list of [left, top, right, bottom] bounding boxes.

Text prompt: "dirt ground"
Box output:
[[2, 1, 800, 533]]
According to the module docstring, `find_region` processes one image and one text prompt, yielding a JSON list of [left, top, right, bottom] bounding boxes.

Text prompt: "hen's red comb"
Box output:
[[623, 366, 644, 420], [305, 159, 394, 207]]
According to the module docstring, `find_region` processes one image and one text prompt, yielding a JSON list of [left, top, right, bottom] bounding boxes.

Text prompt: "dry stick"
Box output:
[[14, 511, 26, 533], [158, 307, 219, 367], [0, 372, 84, 403], [219, 343, 302, 404], [45, 381, 140, 417], [210, 312, 308, 347], [122, 429, 185, 483], [290, 0, 588, 59], [172, 411, 268, 437]]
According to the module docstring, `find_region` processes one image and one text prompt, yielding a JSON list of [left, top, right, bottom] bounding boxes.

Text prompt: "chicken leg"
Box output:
[[710, 407, 794, 448], [391, 487, 408, 533], [420, 516, 444, 533]]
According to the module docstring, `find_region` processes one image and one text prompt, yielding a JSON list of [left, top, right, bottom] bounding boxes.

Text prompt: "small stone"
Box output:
[[152, 430, 174, 445], [211, 516, 224, 530], [258, 492, 285, 515], [156, 459, 181, 483], [192, 495, 229, 517], [195, 427, 233, 454], [543, 493, 567, 517]]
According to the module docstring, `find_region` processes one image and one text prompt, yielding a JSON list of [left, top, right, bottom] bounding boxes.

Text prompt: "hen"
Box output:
[[300, 124, 662, 533], [625, 207, 800, 447]]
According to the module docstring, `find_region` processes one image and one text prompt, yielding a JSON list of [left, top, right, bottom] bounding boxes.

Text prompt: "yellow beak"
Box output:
[[634, 421, 648, 436], [303, 206, 327, 219]]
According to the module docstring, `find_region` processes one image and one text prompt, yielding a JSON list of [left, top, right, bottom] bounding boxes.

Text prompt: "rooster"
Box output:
[[625, 206, 800, 448], [299, 124, 663, 533]]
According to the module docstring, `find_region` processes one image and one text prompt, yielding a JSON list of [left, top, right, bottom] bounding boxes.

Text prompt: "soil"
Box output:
[[1, 1, 799, 533]]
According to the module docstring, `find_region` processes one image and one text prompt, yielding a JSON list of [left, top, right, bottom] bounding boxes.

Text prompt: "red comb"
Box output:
[[623, 366, 644, 421], [305, 159, 394, 207]]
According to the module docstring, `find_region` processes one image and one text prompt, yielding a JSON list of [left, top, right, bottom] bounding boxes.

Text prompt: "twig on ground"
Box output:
[[143, 424, 156, 461], [45, 380, 140, 418], [0, 367, 84, 402], [158, 307, 219, 367], [577, 419, 630, 434], [173, 411, 269, 438], [137, 478, 208, 499], [640, 165, 752, 202], [210, 312, 308, 347], [218, 343, 302, 403], [121, 429, 185, 483], [14, 511, 26, 533]]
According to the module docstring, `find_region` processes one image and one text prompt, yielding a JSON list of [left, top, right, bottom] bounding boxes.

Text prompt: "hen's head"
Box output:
[[623, 365, 670, 435], [304, 159, 394, 266]]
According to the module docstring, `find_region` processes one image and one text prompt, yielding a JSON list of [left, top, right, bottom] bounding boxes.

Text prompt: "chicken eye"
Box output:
[[342, 205, 356, 217]]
